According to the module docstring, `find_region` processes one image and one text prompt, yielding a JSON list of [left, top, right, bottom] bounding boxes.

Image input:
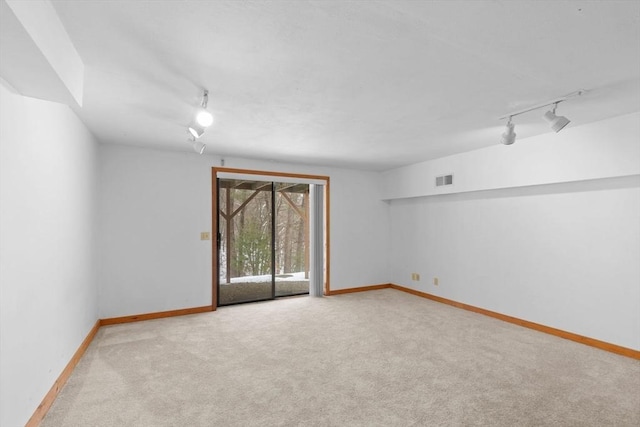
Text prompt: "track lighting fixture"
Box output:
[[501, 117, 516, 145], [188, 90, 213, 138], [498, 90, 584, 145], [543, 103, 570, 133]]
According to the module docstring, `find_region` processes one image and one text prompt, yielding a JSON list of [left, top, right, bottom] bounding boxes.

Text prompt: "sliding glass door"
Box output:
[[217, 179, 309, 306], [274, 182, 309, 298]]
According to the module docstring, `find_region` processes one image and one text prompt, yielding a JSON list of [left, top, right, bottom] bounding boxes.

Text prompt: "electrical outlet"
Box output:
[[433, 277, 439, 286], [200, 232, 210, 241]]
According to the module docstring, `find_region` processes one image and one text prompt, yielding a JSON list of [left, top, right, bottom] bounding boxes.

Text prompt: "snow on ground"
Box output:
[[222, 271, 308, 285]]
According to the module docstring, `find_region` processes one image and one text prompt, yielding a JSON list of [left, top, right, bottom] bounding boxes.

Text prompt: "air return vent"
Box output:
[[435, 174, 454, 187]]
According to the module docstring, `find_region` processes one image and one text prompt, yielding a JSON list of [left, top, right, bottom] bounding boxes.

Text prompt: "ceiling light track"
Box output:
[[498, 90, 585, 120], [186, 89, 214, 153], [498, 90, 586, 145]]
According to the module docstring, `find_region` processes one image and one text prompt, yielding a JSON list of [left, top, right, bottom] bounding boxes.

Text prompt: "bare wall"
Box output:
[[0, 83, 99, 427]]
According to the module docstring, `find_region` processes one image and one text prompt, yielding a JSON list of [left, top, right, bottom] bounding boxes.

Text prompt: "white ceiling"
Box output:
[[44, 0, 640, 170]]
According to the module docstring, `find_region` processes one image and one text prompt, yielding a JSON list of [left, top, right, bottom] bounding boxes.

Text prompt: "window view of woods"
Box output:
[[218, 179, 310, 305]]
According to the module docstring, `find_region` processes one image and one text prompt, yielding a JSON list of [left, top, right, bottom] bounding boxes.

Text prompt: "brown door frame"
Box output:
[[211, 167, 330, 309]]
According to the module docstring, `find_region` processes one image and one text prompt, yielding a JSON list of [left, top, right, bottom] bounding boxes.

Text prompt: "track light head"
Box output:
[[501, 118, 516, 145], [186, 136, 206, 154], [192, 140, 206, 154], [196, 90, 214, 127], [543, 103, 570, 133], [196, 109, 214, 127], [188, 122, 205, 138]]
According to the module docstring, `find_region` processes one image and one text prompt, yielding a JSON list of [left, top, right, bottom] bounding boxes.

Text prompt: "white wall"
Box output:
[[386, 114, 640, 350], [98, 145, 390, 318], [0, 83, 99, 427]]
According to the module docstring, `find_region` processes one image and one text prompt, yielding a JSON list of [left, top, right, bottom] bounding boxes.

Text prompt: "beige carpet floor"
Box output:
[[41, 289, 640, 426]]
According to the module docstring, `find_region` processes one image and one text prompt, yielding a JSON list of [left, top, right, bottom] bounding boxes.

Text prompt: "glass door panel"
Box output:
[[218, 179, 273, 305], [274, 183, 310, 297]]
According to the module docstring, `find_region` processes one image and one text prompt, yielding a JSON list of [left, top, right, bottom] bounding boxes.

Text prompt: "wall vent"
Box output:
[[435, 174, 454, 187]]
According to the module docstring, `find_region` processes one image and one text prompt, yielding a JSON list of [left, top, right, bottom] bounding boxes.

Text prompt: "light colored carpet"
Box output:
[[41, 289, 640, 426]]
